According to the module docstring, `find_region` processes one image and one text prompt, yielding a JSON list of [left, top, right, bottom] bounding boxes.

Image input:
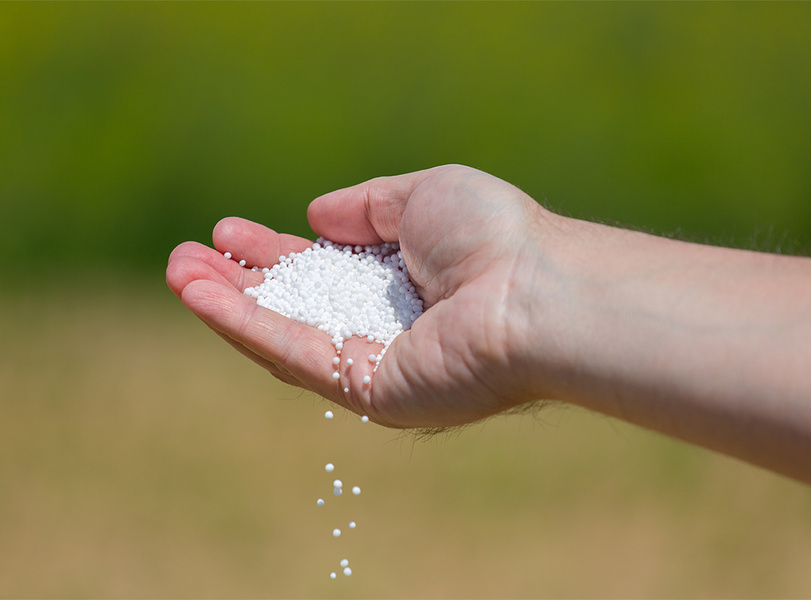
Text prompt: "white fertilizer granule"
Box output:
[[243, 238, 424, 371], [230, 237, 426, 583]]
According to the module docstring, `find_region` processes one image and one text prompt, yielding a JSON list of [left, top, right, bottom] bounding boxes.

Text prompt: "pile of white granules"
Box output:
[[243, 237, 423, 371], [225, 237, 425, 582]]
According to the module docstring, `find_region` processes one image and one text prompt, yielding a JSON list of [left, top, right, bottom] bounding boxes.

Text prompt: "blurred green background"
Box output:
[[2, 2, 811, 598]]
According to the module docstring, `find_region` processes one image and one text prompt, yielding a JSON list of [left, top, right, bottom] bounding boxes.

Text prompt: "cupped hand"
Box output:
[[166, 165, 552, 428]]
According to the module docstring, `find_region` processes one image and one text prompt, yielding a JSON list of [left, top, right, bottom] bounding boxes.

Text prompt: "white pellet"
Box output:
[[333, 487, 342, 496], [352, 486, 361, 495], [333, 528, 341, 537], [346, 358, 354, 366], [343, 387, 349, 393], [361, 415, 369, 423], [243, 238, 424, 360], [223, 251, 232, 259], [363, 375, 371, 385], [239, 259, 246, 267], [333, 479, 342, 488], [343, 567, 352, 576], [349, 521, 356, 529], [325, 463, 334, 472], [325, 410, 334, 419], [317, 498, 325, 507], [368, 354, 376, 362], [332, 372, 340, 380], [330, 572, 337, 580], [332, 356, 340, 365], [340, 559, 349, 568]]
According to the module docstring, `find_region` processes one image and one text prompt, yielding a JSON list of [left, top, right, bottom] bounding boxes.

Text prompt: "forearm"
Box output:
[[521, 212, 811, 482]]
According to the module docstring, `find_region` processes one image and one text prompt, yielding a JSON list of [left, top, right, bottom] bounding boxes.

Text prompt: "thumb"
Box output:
[[306, 168, 436, 245]]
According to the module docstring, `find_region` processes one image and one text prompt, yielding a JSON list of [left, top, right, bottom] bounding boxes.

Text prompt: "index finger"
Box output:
[[213, 216, 314, 269]]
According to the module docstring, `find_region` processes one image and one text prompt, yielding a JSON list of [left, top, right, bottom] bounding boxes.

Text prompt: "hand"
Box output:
[[168, 164, 811, 482], [166, 165, 554, 428]]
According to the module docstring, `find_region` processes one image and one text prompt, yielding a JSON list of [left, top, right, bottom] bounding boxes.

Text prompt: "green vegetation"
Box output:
[[2, 3, 811, 283]]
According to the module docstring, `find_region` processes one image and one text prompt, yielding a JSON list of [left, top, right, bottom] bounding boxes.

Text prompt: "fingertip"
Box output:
[[212, 217, 313, 268], [212, 216, 251, 252], [166, 252, 225, 299], [168, 240, 206, 265]]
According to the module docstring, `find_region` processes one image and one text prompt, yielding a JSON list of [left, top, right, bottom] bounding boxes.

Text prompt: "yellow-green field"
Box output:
[[1, 280, 810, 598]]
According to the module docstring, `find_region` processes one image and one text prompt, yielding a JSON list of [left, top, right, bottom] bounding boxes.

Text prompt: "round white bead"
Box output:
[[324, 410, 334, 419], [333, 528, 341, 537], [352, 486, 361, 495], [333, 479, 342, 488], [325, 463, 334, 472], [343, 567, 352, 576], [317, 498, 325, 507], [332, 372, 340, 380], [348, 520, 356, 529], [340, 559, 349, 568], [241, 237, 425, 375], [363, 375, 371, 385]]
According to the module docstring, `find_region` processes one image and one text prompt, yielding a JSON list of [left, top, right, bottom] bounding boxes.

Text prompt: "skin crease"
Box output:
[[167, 164, 811, 484]]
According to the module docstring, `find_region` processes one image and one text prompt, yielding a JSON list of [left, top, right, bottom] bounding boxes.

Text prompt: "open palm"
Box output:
[[167, 165, 547, 428]]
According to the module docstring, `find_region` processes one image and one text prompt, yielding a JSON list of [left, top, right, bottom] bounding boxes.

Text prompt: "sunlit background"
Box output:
[[2, 3, 811, 598]]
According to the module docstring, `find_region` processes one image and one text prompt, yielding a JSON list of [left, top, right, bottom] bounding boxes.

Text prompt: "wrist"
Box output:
[[505, 209, 647, 409], [502, 206, 588, 404]]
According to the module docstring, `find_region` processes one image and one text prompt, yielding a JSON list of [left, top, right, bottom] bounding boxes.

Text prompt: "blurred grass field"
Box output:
[[2, 282, 811, 598], [3, 2, 811, 597]]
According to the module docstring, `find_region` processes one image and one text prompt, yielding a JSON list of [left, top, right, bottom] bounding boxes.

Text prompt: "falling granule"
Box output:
[[231, 239, 426, 583]]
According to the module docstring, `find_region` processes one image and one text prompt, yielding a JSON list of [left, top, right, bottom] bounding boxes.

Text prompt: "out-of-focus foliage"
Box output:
[[1, 2, 810, 281]]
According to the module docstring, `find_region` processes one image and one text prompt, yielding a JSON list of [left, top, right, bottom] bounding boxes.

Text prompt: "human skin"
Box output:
[[166, 164, 811, 484]]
